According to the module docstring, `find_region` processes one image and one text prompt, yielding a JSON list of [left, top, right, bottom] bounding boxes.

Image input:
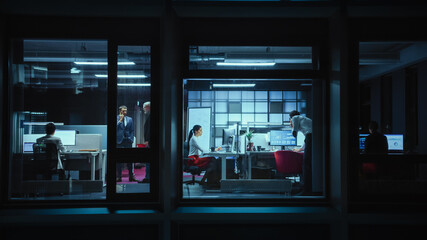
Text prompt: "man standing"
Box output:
[[290, 110, 313, 195], [139, 101, 151, 183], [116, 105, 137, 182]]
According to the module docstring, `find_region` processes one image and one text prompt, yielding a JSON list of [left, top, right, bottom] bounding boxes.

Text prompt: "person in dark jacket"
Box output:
[[365, 121, 388, 154], [139, 101, 151, 183]]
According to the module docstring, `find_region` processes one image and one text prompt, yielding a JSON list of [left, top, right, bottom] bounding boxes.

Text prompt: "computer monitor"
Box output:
[[55, 130, 76, 146], [359, 134, 369, 151], [385, 134, 404, 151], [222, 128, 236, 147], [270, 130, 297, 146], [24, 142, 35, 152]]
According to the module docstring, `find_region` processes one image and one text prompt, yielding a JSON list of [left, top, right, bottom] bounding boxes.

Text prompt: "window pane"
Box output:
[[255, 114, 268, 122], [356, 41, 427, 199], [270, 91, 282, 100], [10, 39, 108, 200], [201, 91, 213, 100], [215, 114, 228, 124], [242, 114, 254, 124], [269, 114, 282, 123], [189, 91, 200, 100], [189, 46, 313, 70], [255, 91, 268, 100], [270, 102, 283, 113], [215, 91, 228, 100], [242, 102, 254, 112], [215, 102, 227, 112], [184, 79, 321, 199], [284, 91, 297, 99], [284, 101, 297, 112], [116, 45, 151, 193], [201, 101, 212, 107], [228, 102, 242, 113], [297, 101, 307, 113], [229, 91, 241, 100], [242, 91, 255, 100], [189, 102, 201, 108], [255, 102, 268, 112]]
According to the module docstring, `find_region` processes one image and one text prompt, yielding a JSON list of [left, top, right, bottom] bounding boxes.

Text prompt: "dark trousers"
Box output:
[[303, 133, 312, 193], [116, 140, 134, 179]]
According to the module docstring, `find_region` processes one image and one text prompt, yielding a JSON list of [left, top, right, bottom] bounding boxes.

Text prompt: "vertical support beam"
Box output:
[[160, 1, 182, 240], [329, 5, 350, 240]]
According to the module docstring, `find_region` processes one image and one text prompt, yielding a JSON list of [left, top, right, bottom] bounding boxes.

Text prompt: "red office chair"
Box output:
[[274, 150, 303, 180]]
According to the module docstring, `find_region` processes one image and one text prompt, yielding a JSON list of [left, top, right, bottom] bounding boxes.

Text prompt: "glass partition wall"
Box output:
[[182, 46, 326, 200]]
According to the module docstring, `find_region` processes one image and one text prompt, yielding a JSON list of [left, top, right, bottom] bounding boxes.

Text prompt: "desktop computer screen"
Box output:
[[24, 142, 35, 152], [270, 130, 296, 146], [55, 130, 76, 146], [359, 134, 369, 151], [385, 134, 404, 151]]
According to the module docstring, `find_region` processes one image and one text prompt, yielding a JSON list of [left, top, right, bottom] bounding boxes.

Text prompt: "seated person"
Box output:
[[36, 122, 66, 178], [187, 125, 222, 187], [365, 121, 388, 154]]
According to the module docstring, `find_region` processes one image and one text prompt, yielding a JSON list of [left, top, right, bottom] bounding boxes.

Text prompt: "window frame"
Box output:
[[177, 18, 330, 205], [348, 17, 427, 211], [1, 16, 161, 207]]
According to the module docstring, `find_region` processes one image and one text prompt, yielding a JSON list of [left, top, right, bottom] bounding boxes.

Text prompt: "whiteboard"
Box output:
[[187, 107, 211, 151]]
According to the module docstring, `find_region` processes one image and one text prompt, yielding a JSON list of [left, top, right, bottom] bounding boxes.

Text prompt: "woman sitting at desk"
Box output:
[[187, 125, 222, 188]]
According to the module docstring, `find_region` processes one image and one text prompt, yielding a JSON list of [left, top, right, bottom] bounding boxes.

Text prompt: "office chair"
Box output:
[[274, 150, 303, 181], [33, 143, 63, 180], [182, 142, 203, 185]]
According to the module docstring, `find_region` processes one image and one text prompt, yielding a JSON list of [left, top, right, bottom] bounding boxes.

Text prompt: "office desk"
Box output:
[[62, 150, 104, 181], [204, 152, 243, 180], [245, 151, 275, 179]]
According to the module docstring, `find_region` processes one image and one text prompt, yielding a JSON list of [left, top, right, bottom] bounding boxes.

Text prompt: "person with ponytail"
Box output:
[[187, 125, 222, 187]]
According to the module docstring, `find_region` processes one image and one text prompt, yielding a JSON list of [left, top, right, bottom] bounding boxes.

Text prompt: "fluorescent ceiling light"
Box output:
[[117, 83, 151, 87], [75, 62, 135, 65], [95, 74, 147, 78], [300, 83, 312, 86], [217, 62, 275, 66], [32, 66, 48, 71], [212, 83, 255, 88]]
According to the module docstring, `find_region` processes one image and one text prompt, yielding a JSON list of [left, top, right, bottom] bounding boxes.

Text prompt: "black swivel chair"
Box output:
[[33, 142, 64, 180], [183, 142, 203, 185]]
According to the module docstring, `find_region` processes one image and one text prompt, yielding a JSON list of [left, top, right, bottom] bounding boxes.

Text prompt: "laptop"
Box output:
[[24, 142, 35, 153]]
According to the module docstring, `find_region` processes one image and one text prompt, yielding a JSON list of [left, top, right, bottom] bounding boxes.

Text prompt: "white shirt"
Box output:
[[291, 115, 312, 136], [189, 136, 207, 157]]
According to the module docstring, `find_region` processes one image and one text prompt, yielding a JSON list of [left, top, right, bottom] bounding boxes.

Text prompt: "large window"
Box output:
[[182, 46, 325, 200], [356, 41, 427, 198], [7, 40, 153, 200], [8, 40, 108, 200], [115, 45, 152, 194]]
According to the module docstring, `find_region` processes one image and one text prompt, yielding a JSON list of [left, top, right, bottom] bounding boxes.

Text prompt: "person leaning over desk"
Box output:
[[36, 122, 66, 179], [187, 125, 222, 188], [290, 110, 313, 195]]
